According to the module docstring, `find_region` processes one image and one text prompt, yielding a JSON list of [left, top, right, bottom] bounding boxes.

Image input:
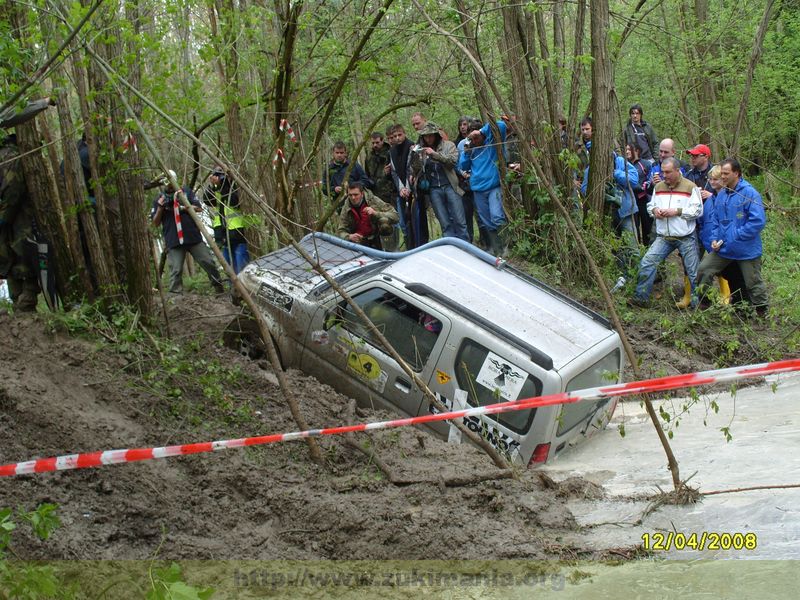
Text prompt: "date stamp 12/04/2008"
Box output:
[[642, 531, 758, 552]]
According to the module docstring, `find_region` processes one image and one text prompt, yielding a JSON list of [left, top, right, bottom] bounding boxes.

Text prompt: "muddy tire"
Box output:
[[223, 316, 266, 360]]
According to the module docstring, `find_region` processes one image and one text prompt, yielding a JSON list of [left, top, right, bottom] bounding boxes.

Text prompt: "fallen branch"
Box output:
[[703, 483, 800, 496]]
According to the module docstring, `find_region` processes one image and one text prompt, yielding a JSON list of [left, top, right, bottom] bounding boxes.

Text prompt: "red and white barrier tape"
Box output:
[[2, 359, 799, 478], [272, 148, 287, 170], [279, 119, 297, 142], [299, 179, 323, 189]]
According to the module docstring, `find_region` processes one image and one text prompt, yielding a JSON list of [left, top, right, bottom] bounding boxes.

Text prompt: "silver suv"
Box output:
[[226, 233, 623, 466]]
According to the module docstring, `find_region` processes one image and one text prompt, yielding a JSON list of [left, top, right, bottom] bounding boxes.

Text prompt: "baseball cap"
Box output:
[[687, 144, 711, 157]]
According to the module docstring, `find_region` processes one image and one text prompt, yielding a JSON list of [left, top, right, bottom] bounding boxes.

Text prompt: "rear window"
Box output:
[[558, 350, 620, 436], [454, 339, 541, 434]]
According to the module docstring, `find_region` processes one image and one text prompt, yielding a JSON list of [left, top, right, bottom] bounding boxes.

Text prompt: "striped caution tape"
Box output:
[[279, 119, 297, 142], [1, 359, 798, 477], [272, 148, 287, 170]]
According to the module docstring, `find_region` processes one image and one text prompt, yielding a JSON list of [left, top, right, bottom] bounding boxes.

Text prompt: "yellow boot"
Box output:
[[718, 277, 731, 305], [675, 276, 692, 309]]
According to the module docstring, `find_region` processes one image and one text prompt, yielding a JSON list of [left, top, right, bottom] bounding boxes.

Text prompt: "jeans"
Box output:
[[473, 186, 507, 231], [634, 235, 699, 301], [223, 241, 250, 274], [429, 184, 468, 240]]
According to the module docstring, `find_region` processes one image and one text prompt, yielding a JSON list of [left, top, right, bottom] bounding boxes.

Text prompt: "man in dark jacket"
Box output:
[[323, 141, 373, 200], [337, 182, 399, 250], [621, 104, 659, 161], [684, 144, 714, 198], [389, 124, 428, 248], [365, 132, 395, 203], [151, 170, 224, 294]]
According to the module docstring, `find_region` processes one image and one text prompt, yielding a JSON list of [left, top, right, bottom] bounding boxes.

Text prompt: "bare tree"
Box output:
[[731, 0, 779, 156], [586, 0, 614, 214]]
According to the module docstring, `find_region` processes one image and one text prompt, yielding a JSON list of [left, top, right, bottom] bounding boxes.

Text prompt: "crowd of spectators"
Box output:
[[326, 105, 768, 316]]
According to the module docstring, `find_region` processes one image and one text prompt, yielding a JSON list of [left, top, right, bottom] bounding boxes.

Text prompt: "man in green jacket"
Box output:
[[0, 98, 54, 312], [337, 182, 399, 250]]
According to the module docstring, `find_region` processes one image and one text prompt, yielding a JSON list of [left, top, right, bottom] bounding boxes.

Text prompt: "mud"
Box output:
[[0, 288, 783, 561], [0, 295, 602, 561]]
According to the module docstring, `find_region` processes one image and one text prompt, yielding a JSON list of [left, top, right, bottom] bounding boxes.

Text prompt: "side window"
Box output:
[[558, 350, 620, 436], [336, 288, 442, 371], [455, 339, 541, 434]]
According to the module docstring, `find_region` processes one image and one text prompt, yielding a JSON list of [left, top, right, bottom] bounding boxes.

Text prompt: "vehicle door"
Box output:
[[301, 282, 450, 418], [422, 328, 560, 464]]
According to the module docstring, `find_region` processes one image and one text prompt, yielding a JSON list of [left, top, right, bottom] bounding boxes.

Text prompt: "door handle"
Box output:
[[394, 377, 412, 393]]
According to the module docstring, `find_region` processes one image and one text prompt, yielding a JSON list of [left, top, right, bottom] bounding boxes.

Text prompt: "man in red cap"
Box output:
[[685, 144, 714, 199]]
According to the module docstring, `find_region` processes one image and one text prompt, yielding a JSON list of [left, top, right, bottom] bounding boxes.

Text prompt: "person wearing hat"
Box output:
[[151, 170, 224, 294], [0, 98, 55, 312], [412, 121, 468, 241], [685, 144, 714, 196], [337, 181, 399, 250]]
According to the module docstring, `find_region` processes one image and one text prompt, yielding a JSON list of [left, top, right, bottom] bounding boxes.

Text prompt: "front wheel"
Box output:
[[223, 315, 266, 360]]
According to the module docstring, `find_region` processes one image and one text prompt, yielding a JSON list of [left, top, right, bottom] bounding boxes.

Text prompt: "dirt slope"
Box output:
[[0, 296, 613, 561]]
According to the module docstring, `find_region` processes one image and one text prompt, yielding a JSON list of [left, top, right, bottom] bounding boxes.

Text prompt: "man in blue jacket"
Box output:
[[696, 158, 768, 314], [458, 119, 508, 256]]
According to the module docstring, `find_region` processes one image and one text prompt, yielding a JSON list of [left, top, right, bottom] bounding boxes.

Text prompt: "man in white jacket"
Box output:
[[630, 158, 703, 307]]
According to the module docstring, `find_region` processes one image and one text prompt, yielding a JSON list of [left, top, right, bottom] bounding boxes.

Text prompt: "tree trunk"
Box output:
[[211, 0, 265, 251], [586, 0, 614, 214], [794, 129, 800, 192], [730, 0, 778, 156], [693, 0, 714, 144], [567, 0, 587, 149], [552, 0, 566, 115], [113, 0, 153, 318]]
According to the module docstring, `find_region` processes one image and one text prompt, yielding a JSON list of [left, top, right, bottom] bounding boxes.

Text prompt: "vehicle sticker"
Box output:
[[310, 330, 330, 345], [428, 392, 521, 461], [476, 352, 527, 401], [346, 351, 388, 393], [256, 282, 294, 313], [436, 369, 451, 384]]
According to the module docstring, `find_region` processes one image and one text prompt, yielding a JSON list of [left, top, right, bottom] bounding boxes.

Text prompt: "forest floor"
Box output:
[[0, 272, 796, 594]]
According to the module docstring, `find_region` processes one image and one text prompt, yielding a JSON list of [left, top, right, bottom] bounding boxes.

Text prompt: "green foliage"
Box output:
[[0, 504, 65, 599], [147, 563, 214, 600], [20, 503, 60, 542]]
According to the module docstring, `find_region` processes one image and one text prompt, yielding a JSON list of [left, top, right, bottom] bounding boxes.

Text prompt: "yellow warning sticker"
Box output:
[[436, 370, 451, 384], [347, 352, 382, 380]]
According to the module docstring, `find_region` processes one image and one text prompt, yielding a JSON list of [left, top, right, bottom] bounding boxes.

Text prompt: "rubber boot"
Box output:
[[485, 230, 502, 257], [496, 225, 510, 258], [675, 276, 692, 309], [718, 277, 731, 305], [14, 278, 39, 312]]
